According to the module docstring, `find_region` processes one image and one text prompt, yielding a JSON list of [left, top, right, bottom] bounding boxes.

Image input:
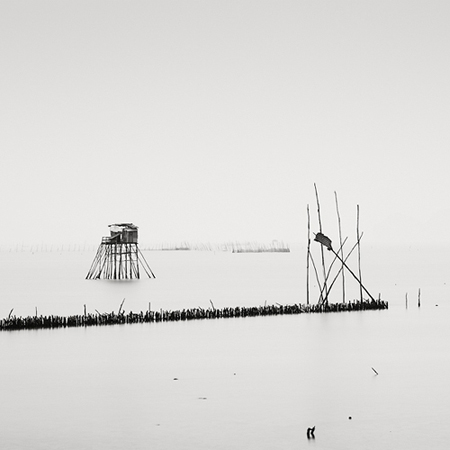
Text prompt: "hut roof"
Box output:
[[109, 223, 138, 231]]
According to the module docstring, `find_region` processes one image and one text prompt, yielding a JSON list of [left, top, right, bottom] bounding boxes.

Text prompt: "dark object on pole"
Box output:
[[307, 426, 315, 439], [314, 232, 333, 250], [314, 232, 376, 302]]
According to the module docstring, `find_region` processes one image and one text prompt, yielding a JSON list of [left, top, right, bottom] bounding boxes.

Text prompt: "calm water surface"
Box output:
[[1, 247, 450, 449]]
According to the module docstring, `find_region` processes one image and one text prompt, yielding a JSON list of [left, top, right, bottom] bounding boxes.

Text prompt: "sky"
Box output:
[[1, 0, 450, 247]]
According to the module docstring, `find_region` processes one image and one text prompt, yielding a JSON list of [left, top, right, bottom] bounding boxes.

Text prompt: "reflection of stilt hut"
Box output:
[[86, 223, 155, 280]]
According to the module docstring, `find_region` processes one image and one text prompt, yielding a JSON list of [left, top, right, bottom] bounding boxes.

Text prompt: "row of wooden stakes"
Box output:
[[1, 299, 388, 331]]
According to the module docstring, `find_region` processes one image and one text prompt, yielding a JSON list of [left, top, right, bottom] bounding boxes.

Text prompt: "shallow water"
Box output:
[[1, 246, 449, 449]]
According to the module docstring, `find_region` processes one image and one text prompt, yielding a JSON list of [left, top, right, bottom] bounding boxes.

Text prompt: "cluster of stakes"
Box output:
[[1, 299, 388, 331]]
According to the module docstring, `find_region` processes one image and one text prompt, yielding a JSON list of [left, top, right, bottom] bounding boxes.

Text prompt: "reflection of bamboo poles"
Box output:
[[334, 191, 346, 303], [314, 183, 328, 303]]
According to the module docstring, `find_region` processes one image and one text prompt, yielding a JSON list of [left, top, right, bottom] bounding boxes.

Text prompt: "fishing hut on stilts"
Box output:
[[86, 223, 155, 280]]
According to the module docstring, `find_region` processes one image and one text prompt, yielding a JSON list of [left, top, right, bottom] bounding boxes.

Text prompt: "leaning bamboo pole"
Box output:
[[331, 245, 375, 302], [137, 247, 156, 278], [306, 204, 311, 305], [314, 232, 375, 302], [356, 205, 363, 302], [319, 233, 363, 304], [334, 191, 346, 303], [314, 184, 328, 303], [309, 250, 324, 304], [318, 237, 348, 305]]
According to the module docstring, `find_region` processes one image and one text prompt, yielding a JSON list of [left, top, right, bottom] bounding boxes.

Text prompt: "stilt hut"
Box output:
[[86, 223, 155, 280]]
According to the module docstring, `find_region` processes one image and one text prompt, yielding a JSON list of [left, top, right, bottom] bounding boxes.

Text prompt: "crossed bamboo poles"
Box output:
[[314, 231, 376, 304]]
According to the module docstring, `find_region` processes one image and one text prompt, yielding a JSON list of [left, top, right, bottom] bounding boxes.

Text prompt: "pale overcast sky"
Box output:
[[1, 1, 449, 246]]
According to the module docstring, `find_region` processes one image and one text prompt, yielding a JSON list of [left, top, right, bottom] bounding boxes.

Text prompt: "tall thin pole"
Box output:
[[314, 184, 328, 303], [135, 244, 141, 279], [356, 205, 363, 302], [334, 191, 346, 303], [306, 204, 311, 305]]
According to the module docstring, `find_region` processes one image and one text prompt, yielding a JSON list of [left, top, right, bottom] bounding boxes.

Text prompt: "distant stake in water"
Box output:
[[118, 298, 125, 315]]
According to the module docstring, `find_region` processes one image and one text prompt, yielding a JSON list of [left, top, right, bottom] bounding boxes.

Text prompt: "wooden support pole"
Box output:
[[137, 247, 156, 278], [334, 191, 346, 303], [356, 204, 363, 302], [306, 204, 311, 305], [135, 244, 141, 279], [318, 237, 349, 305], [309, 252, 324, 304], [87, 241, 155, 280], [328, 245, 376, 302], [314, 183, 328, 303]]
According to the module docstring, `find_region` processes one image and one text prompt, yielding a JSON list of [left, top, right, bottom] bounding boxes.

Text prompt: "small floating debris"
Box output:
[[371, 367, 379, 375], [307, 426, 315, 439]]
